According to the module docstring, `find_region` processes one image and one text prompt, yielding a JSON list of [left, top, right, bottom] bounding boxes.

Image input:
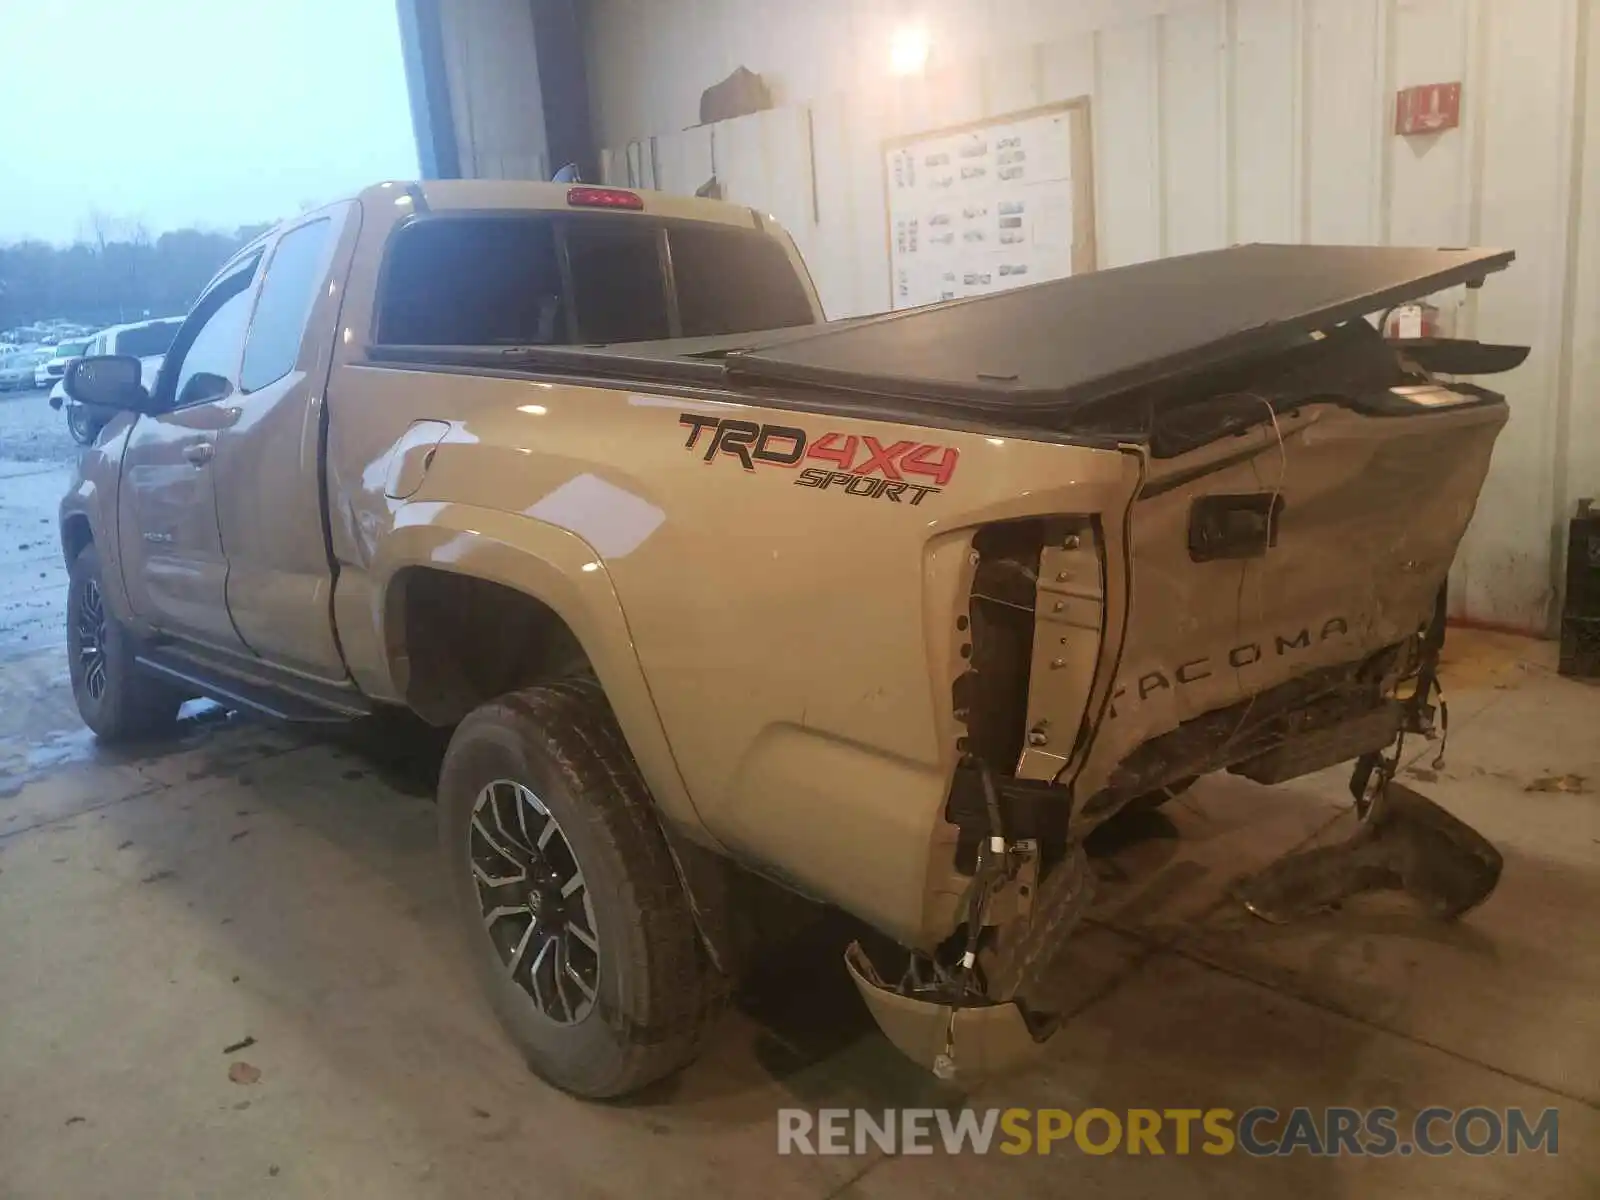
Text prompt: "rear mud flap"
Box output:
[[844, 944, 1043, 1080], [1234, 781, 1503, 923]]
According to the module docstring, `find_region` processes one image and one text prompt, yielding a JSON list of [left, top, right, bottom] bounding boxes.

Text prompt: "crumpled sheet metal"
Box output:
[[1234, 781, 1503, 923]]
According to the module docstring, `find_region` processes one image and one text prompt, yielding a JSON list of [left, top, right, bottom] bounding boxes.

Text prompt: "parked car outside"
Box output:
[[35, 337, 92, 388], [0, 348, 51, 391], [51, 318, 183, 443]]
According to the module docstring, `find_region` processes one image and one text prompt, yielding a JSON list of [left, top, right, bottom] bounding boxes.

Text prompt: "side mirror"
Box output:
[[176, 371, 235, 408], [64, 355, 153, 413]]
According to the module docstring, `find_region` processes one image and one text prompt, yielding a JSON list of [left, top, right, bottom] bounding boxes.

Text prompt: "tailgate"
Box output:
[[1091, 391, 1501, 796], [1008, 362, 1509, 814]]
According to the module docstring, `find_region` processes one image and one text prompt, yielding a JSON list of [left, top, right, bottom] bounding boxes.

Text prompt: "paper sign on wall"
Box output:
[[885, 109, 1078, 310]]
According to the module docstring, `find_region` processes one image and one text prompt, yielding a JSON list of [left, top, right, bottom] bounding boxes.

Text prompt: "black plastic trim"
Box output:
[[136, 645, 372, 724]]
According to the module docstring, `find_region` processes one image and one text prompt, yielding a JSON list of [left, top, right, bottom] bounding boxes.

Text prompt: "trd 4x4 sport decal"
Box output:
[[678, 414, 960, 506]]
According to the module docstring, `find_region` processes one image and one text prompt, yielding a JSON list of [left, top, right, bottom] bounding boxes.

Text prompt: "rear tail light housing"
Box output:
[[566, 186, 645, 211]]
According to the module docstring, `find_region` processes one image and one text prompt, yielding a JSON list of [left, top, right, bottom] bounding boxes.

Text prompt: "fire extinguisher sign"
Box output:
[[1396, 82, 1463, 136]]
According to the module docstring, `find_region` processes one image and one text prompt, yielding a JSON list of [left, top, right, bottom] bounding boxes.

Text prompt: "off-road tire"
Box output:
[[438, 677, 727, 1098], [66, 546, 184, 741]]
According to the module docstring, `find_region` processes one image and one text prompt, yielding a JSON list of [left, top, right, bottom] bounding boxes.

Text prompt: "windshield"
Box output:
[[374, 214, 817, 347], [54, 340, 90, 357], [116, 321, 182, 359]]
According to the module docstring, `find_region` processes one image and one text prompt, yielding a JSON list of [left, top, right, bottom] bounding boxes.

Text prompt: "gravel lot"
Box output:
[[0, 386, 77, 662], [0, 385, 78, 469]]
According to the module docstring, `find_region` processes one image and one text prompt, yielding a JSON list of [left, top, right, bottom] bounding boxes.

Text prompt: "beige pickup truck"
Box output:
[[60, 180, 1521, 1097]]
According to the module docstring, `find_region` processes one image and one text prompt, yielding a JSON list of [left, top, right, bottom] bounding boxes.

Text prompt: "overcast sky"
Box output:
[[0, 0, 419, 245]]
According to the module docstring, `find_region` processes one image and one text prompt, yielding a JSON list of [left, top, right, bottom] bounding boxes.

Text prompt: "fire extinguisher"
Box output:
[[1384, 301, 1443, 340]]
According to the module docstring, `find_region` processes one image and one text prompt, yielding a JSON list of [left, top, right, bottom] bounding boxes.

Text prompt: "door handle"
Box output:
[[1188, 493, 1283, 562], [183, 442, 215, 467]]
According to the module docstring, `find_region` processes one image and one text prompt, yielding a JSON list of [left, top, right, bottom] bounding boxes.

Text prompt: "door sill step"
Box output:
[[135, 645, 374, 724]]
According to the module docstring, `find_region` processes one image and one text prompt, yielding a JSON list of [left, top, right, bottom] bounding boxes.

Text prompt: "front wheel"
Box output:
[[438, 678, 726, 1098], [66, 546, 184, 741], [65, 403, 102, 445]]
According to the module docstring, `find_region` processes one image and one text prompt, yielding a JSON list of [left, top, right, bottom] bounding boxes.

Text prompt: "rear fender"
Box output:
[[364, 502, 709, 840]]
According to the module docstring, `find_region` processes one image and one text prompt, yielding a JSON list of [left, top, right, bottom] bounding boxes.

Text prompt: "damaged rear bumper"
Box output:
[[854, 775, 1504, 1082], [845, 840, 1095, 1081], [1235, 779, 1503, 923], [844, 945, 1043, 1080]]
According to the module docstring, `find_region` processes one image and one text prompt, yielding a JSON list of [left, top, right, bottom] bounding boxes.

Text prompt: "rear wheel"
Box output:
[[438, 678, 726, 1098], [66, 546, 184, 741]]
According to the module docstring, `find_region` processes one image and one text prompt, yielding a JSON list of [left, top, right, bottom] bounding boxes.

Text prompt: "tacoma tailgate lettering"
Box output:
[[1107, 617, 1353, 718]]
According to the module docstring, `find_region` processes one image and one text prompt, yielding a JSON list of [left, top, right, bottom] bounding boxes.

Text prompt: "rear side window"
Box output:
[[670, 224, 814, 337], [241, 218, 336, 392], [374, 214, 815, 347], [378, 217, 565, 346], [564, 220, 670, 343]]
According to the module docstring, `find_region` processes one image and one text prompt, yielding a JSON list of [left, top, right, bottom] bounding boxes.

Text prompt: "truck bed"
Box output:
[[367, 243, 1513, 438]]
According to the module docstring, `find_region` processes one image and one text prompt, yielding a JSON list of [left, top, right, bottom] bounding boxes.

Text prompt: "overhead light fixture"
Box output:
[[889, 24, 930, 76]]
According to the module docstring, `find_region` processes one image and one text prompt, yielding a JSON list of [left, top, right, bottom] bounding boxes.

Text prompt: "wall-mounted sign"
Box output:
[[1396, 82, 1462, 136], [883, 100, 1095, 310]]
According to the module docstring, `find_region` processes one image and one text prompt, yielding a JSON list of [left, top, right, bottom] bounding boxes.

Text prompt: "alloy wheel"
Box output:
[[76, 578, 109, 702], [469, 779, 600, 1024]]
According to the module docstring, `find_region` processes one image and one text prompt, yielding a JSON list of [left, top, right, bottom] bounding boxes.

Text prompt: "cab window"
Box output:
[[241, 219, 337, 392], [373, 214, 816, 347], [159, 255, 261, 408]]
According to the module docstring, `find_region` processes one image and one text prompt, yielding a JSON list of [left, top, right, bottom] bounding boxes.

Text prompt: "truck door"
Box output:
[[115, 254, 261, 651], [211, 204, 356, 681]]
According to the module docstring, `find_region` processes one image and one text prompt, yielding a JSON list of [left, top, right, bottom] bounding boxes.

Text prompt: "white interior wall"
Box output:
[[585, 0, 1599, 634]]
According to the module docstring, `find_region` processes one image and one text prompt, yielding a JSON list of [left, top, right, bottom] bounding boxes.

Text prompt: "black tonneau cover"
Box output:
[[723, 244, 1513, 411], [368, 244, 1513, 423]]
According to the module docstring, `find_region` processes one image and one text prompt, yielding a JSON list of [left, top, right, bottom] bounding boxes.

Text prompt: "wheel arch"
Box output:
[[366, 505, 710, 841], [60, 512, 94, 566], [59, 473, 138, 629]]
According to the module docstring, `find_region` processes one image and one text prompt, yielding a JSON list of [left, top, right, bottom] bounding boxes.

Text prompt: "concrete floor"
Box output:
[[1, 388, 1597, 1197]]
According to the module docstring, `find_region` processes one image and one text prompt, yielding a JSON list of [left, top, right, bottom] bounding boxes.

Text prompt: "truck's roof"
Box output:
[[358, 180, 765, 230]]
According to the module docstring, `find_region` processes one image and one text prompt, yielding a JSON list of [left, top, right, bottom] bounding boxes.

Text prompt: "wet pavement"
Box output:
[[0, 389, 74, 674], [0, 385, 1596, 1197]]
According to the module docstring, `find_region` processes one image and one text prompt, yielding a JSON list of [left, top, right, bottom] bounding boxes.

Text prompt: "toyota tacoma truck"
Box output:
[[59, 180, 1522, 1097]]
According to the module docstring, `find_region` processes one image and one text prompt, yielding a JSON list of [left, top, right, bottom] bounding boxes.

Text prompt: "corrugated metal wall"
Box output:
[[586, 0, 1600, 634], [437, 0, 551, 180]]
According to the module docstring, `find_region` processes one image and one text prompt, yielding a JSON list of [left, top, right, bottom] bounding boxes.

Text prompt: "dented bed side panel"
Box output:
[[345, 361, 1144, 946]]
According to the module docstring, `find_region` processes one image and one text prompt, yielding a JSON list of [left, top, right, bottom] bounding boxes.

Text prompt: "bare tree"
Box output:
[[1, 220, 267, 330], [80, 209, 123, 255]]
